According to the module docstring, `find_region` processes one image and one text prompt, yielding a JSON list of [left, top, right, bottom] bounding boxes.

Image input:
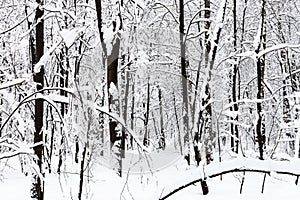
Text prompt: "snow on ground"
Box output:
[[1, 155, 300, 200]]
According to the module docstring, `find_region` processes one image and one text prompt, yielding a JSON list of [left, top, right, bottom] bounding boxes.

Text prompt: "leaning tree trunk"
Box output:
[[31, 0, 44, 199], [201, 0, 228, 166], [199, 0, 227, 194]]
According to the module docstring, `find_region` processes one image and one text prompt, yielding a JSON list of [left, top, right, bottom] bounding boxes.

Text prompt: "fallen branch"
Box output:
[[159, 159, 300, 200], [159, 179, 205, 200]]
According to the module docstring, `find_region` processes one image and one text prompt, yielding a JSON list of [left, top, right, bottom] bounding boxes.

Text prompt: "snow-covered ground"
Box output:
[[1, 155, 300, 200]]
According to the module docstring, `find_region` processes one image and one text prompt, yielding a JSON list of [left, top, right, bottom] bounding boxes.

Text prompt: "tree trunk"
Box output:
[[143, 77, 150, 147], [232, 0, 239, 153], [130, 75, 135, 149], [158, 86, 165, 149], [173, 92, 183, 155], [255, 0, 266, 160], [31, 0, 44, 199], [179, 0, 190, 164], [95, 0, 123, 176], [121, 58, 129, 156], [201, 0, 213, 165], [58, 48, 69, 173], [107, 34, 122, 175], [78, 145, 87, 200]]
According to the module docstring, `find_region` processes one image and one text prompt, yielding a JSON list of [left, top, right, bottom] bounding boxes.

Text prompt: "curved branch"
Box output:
[[153, 2, 179, 24], [184, 8, 214, 44], [0, 88, 74, 133]]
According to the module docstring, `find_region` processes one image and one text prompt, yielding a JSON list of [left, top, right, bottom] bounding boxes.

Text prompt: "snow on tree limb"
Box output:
[[34, 40, 62, 73], [257, 43, 300, 58], [0, 90, 65, 133], [0, 139, 42, 160], [0, 78, 26, 90], [236, 43, 300, 59], [59, 27, 85, 48], [96, 106, 150, 152]]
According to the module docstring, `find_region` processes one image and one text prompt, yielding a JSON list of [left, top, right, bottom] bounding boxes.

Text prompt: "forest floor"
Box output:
[[1, 154, 300, 199]]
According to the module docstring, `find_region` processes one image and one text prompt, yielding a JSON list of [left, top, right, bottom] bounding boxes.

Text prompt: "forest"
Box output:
[[0, 0, 300, 199]]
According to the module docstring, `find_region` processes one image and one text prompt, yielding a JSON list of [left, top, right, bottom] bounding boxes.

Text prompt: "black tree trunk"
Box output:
[[32, 0, 44, 199]]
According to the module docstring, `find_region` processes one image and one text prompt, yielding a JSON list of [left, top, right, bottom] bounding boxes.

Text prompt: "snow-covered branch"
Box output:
[[0, 78, 26, 90], [0, 139, 39, 160], [0, 88, 71, 133], [237, 43, 300, 59], [34, 40, 62, 73]]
